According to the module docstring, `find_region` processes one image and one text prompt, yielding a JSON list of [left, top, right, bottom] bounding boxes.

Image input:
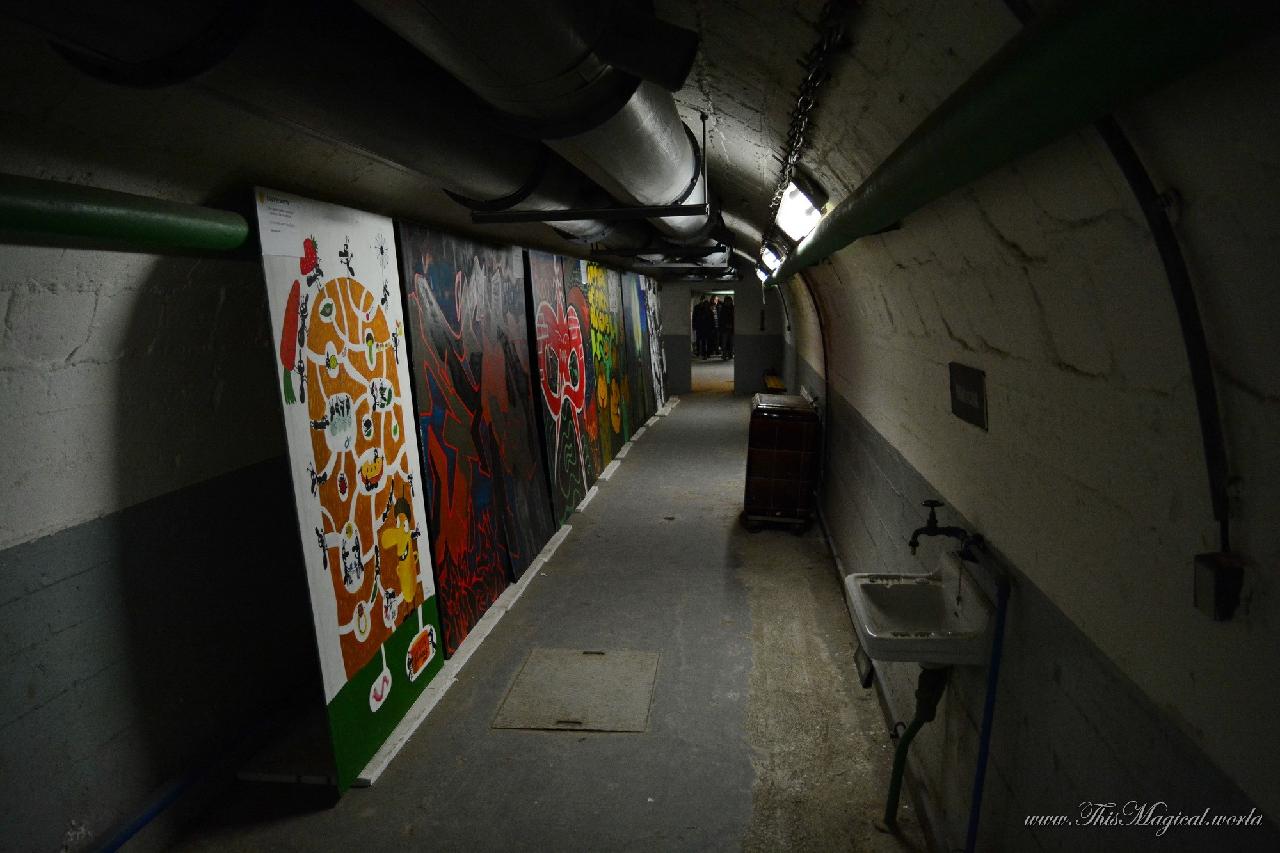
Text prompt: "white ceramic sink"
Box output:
[[845, 552, 993, 666]]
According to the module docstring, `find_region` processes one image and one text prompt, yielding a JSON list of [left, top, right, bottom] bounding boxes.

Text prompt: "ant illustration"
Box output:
[[341, 534, 364, 588], [307, 462, 329, 495], [339, 237, 355, 277], [293, 361, 307, 405], [294, 292, 312, 403], [370, 379, 393, 410], [380, 482, 397, 523], [315, 527, 328, 571]]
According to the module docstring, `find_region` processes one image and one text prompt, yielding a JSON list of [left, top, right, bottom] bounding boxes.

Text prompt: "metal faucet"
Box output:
[[908, 500, 970, 555]]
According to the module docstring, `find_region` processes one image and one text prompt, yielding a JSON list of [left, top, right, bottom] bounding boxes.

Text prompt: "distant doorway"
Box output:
[[689, 288, 735, 393]]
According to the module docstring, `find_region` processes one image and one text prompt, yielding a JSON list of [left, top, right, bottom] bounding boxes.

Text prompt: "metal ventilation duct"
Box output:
[[355, 0, 715, 244], [13, 0, 650, 248]]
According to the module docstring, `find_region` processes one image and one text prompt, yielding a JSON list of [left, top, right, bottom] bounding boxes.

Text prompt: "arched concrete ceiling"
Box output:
[[5, 1, 848, 277], [660, 0, 834, 262], [3, 0, 1006, 282]]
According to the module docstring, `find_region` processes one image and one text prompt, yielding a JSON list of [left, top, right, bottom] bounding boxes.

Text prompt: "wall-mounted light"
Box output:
[[756, 265, 769, 283], [775, 180, 823, 243], [761, 242, 783, 271]]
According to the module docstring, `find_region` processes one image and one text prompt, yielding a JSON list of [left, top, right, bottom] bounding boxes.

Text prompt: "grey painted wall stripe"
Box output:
[[803, 352, 1279, 851], [0, 456, 317, 851]]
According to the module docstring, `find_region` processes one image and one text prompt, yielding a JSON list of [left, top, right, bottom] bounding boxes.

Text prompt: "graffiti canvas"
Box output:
[[564, 258, 606, 477], [255, 189, 443, 792], [621, 271, 655, 425], [582, 260, 632, 462], [528, 250, 600, 523], [399, 226, 556, 656], [643, 276, 666, 410]]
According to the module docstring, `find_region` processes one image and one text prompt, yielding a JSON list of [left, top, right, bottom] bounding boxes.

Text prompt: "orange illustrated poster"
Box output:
[[254, 189, 444, 790]]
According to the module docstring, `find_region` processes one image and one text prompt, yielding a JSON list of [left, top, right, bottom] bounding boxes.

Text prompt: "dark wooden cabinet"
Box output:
[[743, 393, 820, 531]]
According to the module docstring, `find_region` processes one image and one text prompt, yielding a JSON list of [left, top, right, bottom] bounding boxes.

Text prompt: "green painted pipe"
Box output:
[[767, 0, 1280, 286], [0, 173, 250, 251], [881, 717, 925, 832], [878, 665, 950, 833]]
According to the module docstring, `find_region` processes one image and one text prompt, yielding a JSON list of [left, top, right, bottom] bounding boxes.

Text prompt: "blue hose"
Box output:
[[965, 575, 1010, 853], [98, 767, 208, 852], [95, 699, 310, 851]]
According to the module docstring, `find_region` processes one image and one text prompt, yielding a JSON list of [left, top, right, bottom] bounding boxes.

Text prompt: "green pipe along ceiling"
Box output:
[[0, 173, 249, 251], [766, 0, 1280, 287]]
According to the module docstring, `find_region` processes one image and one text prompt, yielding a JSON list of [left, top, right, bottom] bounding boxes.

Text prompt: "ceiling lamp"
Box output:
[[761, 242, 783, 271], [775, 180, 823, 243]]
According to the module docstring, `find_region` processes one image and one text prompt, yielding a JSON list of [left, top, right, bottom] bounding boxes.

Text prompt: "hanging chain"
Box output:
[[766, 1, 850, 231]]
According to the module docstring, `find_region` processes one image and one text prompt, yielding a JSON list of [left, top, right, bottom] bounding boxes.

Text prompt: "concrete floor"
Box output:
[[175, 389, 926, 852], [691, 356, 735, 393]]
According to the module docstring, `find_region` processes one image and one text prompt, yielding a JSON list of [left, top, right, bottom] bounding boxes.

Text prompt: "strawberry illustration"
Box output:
[[300, 237, 319, 276], [299, 236, 324, 287]]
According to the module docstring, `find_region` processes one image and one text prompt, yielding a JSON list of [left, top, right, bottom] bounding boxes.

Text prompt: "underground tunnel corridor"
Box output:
[[2, 0, 1279, 851], [172, 392, 928, 852]]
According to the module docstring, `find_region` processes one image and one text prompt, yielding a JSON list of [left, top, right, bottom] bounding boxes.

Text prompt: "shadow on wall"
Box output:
[[103, 254, 319, 844]]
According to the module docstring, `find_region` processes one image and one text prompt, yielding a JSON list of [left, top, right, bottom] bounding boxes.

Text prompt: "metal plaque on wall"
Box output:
[[949, 362, 987, 430]]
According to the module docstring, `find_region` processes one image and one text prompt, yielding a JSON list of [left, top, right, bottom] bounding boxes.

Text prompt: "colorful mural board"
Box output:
[[583, 260, 633, 461], [255, 189, 443, 792], [399, 225, 556, 656], [567, 261, 606, 476], [643, 276, 666, 410], [621, 271, 655, 425], [528, 251, 601, 523]]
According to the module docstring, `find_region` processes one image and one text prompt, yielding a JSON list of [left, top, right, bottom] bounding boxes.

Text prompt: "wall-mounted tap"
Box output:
[[908, 500, 971, 555]]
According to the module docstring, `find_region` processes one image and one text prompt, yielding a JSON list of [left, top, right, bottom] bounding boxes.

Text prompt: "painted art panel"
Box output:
[[399, 225, 556, 656], [621, 271, 654, 424], [565, 259, 606, 477], [528, 250, 599, 523], [255, 188, 443, 792], [582, 260, 632, 461], [644, 276, 666, 409]]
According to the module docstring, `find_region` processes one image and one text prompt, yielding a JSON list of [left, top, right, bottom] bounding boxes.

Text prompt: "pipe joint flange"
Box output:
[[551, 223, 613, 244], [666, 123, 705, 208], [443, 147, 550, 212], [500, 74, 644, 142], [48, 0, 262, 88]]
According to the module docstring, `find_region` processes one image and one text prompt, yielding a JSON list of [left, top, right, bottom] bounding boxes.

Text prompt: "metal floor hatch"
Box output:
[[492, 648, 660, 732]]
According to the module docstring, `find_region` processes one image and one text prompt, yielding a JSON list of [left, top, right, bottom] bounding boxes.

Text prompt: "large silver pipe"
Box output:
[[10, 0, 648, 247], [548, 81, 712, 243], [356, 0, 714, 243]]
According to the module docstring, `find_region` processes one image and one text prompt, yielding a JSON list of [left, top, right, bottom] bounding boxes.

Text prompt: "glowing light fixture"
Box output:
[[775, 180, 822, 242], [760, 243, 783, 271], [756, 266, 768, 283]]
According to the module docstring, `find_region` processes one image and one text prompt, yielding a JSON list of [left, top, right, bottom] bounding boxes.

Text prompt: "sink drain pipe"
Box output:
[[879, 665, 950, 833]]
